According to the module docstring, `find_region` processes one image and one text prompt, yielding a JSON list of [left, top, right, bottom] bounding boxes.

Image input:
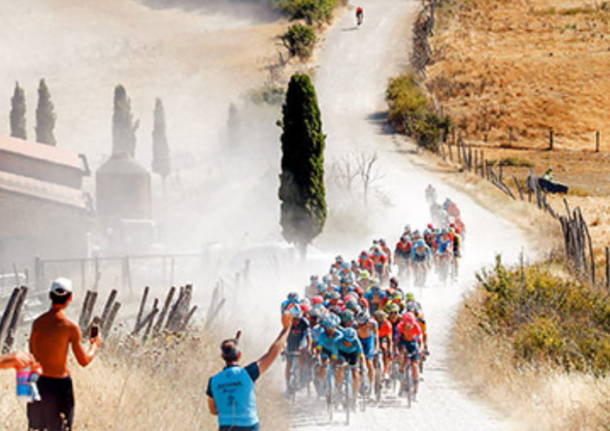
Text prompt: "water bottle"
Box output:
[[16, 368, 32, 401]]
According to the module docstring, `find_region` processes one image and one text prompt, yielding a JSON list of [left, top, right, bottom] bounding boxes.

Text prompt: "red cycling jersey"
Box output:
[[396, 320, 423, 342], [378, 320, 393, 338]]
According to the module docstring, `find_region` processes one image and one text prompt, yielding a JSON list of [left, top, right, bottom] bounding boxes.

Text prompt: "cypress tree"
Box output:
[[9, 82, 27, 140], [226, 102, 239, 145], [278, 73, 327, 257], [35, 79, 57, 145], [112, 84, 139, 156], [151, 98, 171, 180]]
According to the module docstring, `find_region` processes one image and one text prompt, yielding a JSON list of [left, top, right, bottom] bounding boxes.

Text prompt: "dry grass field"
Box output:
[[0, 331, 289, 430], [427, 0, 610, 250]]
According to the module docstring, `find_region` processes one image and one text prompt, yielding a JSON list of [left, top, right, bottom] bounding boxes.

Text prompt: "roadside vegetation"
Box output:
[[453, 257, 610, 429], [0, 330, 289, 430], [386, 73, 451, 152], [275, 0, 344, 25], [281, 24, 317, 59]]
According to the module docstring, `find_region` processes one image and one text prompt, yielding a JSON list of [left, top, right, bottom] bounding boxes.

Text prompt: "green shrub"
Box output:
[[386, 73, 451, 152], [470, 256, 610, 375], [281, 24, 317, 59], [275, 0, 339, 24]]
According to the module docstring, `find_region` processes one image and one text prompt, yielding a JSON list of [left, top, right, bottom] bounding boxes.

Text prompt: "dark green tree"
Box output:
[[112, 85, 139, 156], [35, 79, 57, 145], [278, 73, 327, 257], [9, 82, 27, 140], [151, 98, 171, 180]]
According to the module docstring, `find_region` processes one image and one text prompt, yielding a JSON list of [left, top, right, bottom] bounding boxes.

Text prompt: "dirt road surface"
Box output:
[[283, 1, 530, 429]]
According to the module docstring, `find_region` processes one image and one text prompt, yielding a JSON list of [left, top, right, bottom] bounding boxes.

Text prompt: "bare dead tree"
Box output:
[[356, 152, 383, 206]]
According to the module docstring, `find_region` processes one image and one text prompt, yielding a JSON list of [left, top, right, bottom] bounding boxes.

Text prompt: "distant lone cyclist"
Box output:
[[356, 6, 364, 26], [207, 313, 293, 431]]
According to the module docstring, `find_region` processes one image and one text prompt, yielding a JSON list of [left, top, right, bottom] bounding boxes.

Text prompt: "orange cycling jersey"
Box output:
[[378, 320, 393, 338], [396, 320, 422, 342]]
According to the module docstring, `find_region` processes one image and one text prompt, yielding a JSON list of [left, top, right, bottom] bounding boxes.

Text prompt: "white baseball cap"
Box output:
[[50, 278, 73, 296]]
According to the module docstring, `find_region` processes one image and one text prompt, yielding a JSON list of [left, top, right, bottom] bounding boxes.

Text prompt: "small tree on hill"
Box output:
[[10, 82, 27, 140], [152, 98, 171, 181], [112, 84, 139, 156], [35, 79, 57, 145], [278, 73, 327, 258]]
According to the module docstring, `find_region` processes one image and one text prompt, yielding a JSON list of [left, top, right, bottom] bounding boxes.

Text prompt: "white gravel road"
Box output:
[[287, 1, 528, 430]]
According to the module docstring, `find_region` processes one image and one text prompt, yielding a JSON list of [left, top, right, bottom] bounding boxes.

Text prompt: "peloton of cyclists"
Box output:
[[280, 187, 467, 407]]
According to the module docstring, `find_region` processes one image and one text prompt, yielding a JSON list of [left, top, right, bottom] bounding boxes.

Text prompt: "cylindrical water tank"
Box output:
[[95, 152, 151, 220]]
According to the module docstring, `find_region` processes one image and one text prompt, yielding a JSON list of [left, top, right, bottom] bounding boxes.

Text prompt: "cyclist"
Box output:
[[373, 310, 393, 380], [358, 251, 374, 274], [371, 247, 389, 283], [425, 184, 437, 205], [395, 235, 412, 280], [379, 239, 392, 265], [355, 6, 364, 26], [449, 226, 462, 280], [435, 230, 453, 283], [404, 292, 422, 314], [335, 327, 365, 401], [315, 314, 343, 384], [285, 306, 312, 393], [364, 285, 385, 313], [355, 310, 378, 392], [395, 312, 423, 397], [411, 240, 432, 287]]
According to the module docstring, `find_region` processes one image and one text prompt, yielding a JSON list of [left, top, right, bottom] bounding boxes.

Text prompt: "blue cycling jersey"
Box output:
[[337, 337, 363, 355], [318, 330, 343, 357], [207, 364, 260, 428]]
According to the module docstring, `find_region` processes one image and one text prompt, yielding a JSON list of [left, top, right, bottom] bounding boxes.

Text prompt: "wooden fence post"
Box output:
[[606, 247, 610, 290], [548, 128, 554, 151], [513, 176, 524, 200], [595, 130, 600, 153]]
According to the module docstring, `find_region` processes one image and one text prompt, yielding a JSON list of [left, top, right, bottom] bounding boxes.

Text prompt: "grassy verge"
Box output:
[[0, 330, 289, 430], [386, 73, 451, 152], [452, 257, 610, 430]]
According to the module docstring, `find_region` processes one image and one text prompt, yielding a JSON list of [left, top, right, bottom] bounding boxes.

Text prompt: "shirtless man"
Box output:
[[28, 278, 102, 431]]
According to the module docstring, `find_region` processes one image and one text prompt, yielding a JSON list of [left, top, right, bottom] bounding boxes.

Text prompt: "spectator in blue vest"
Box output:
[[207, 313, 293, 431]]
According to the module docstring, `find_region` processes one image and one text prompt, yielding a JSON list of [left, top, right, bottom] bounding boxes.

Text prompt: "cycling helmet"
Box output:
[[310, 275, 319, 282], [370, 285, 381, 294], [402, 312, 416, 323], [287, 292, 299, 302], [359, 270, 370, 280], [345, 298, 360, 311], [321, 314, 340, 329], [379, 239, 386, 245], [389, 277, 399, 287], [342, 327, 358, 342], [335, 255, 343, 262], [386, 303, 400, 314], [340, 309, 355, 324], [406, 292, 415, 301], [311, 295, 324, 305], [300, 303, 311, 314], [354, 286, 364, 296], [374, 310, 387, 320], [355, 310, 370, 326]]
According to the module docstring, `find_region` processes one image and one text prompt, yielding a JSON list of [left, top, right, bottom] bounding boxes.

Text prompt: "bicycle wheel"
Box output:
[[326, 373, 333, 423], [404, 363, 412, 408], [344, 368, 351, 426]]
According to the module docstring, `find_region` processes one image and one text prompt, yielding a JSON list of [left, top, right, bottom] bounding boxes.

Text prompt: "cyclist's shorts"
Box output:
[[398, 338, 420, 361], [320, 347, 334, 360], [374, 264, 384, 274], [287, 337, 307, 353], [338, 351, 359, 366], [359, 336, 375, 360]]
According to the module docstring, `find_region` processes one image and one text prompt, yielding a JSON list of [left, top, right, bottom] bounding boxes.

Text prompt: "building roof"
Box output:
[[0, 135, 88, 173], [0, 170, 91, 211], [96, 152, 149, 176]]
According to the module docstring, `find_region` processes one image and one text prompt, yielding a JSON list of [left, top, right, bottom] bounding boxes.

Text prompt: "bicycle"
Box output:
[[339, 361, 366, 425], [399, 351, 418, 408], [284, 351, 303, 403], [372, 351, 383, 404]]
